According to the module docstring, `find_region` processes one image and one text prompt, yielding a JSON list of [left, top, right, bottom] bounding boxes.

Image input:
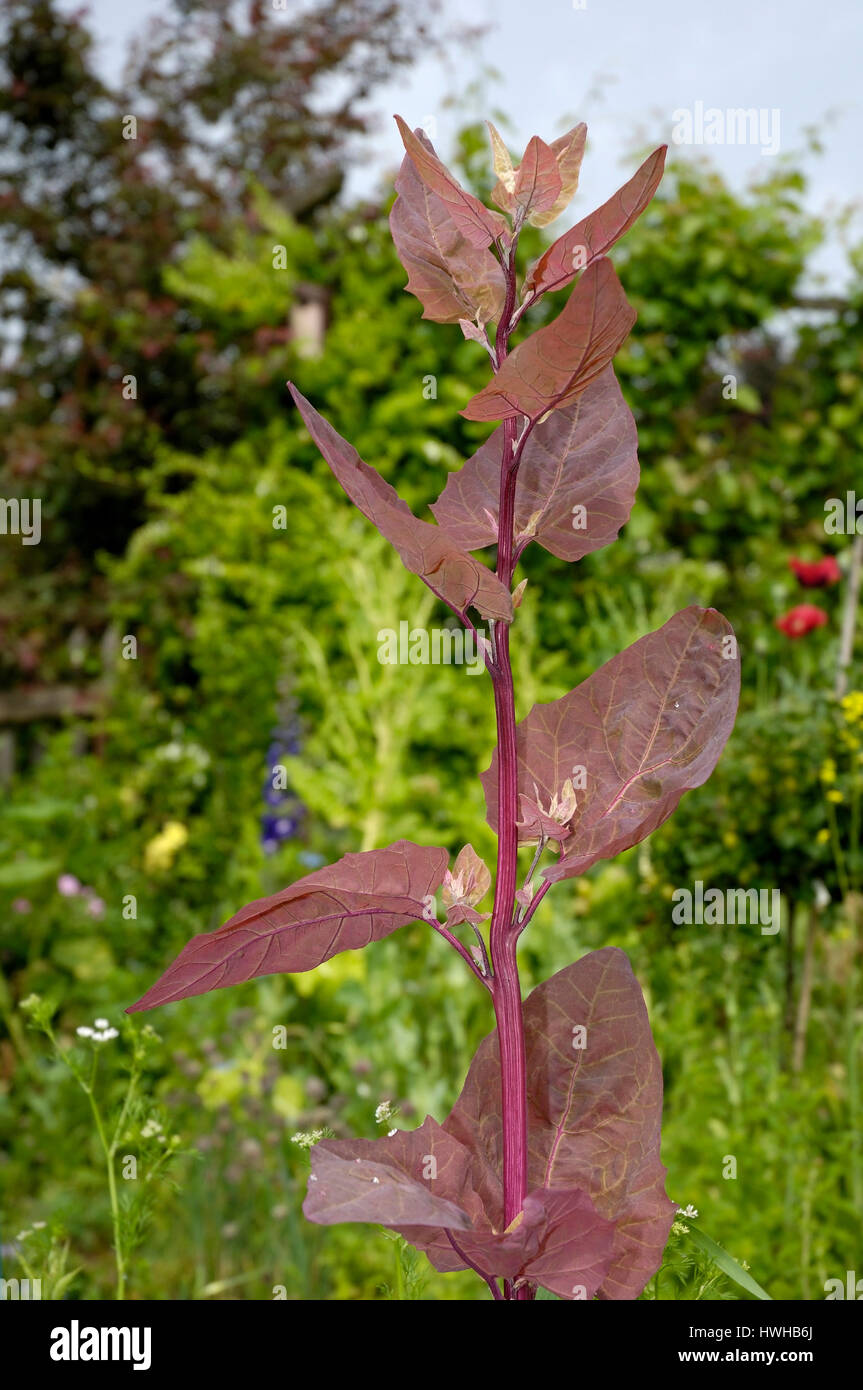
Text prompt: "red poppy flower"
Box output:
[[789, 556, 841, 587], [776, 604, 828, 638]]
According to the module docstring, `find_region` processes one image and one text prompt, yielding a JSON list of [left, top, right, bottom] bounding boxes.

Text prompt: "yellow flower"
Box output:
[[816, 828, 830, 845], [840, 691, 863, 726], [144, 821, 189, 873], [826, 789, 844, 804], [819, 759, 836, 784], [722, 830, 739, 848]]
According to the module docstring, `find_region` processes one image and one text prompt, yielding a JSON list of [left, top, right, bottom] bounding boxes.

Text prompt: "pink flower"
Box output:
[[57, 874, 82, 897], [86, 896, 106, 919], [12, 898, 31, 914]]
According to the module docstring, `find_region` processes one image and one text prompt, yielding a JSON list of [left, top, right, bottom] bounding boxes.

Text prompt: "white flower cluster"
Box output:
[[15, 1221, 46, 1241], [76, 1017, 119, 1043], [671, 1201, 700, 1235], [291, 1129, 327, 1150], [374, 1100, 397, 1126], [152, 737, 210, 787]]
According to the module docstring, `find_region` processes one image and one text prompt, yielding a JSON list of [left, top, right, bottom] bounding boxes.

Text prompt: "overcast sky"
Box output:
[[71, 0, 862, 288]]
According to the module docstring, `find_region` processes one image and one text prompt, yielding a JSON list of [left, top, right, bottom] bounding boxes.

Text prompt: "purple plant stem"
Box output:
[[489, 619, 524, 1219], [517, 878, 551, 937], [430, 919, 493, 993], [487, 235, 534, 1300]]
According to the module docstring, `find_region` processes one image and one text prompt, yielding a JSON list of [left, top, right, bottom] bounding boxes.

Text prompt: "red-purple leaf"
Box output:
[[461, 258, 636, 423], [394, 115, 508, 250], [418, 1184, 615, 1290], [516, 1188, 617, 1299], [306, 1114, 502, 1266], [445, 904, 489, 928], [432, 365, 638, 560], [289, 386, 513, 622], [304, 1119, 476, 1231], [390, 130, 507, 325], [442, 844, 491, 912], [304, 947, 673, 1297], [445, 947, 676, 1299], [126, 841, 448, 1012], [305, 1117, 615, 1291], [524, 145, 667, 301], [511, 136, 562, 220], [516, 780, 578, 845], [482, 606, 740, 877], [529, 123, 588, 228], [404, 1190, 544, 1280], [490, 123, 588, 228], [487, 120, 517, 214]]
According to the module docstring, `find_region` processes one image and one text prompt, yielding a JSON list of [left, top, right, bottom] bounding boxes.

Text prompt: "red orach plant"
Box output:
[[776, 604, 829, 638], [128, 117, 741, 1300]]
